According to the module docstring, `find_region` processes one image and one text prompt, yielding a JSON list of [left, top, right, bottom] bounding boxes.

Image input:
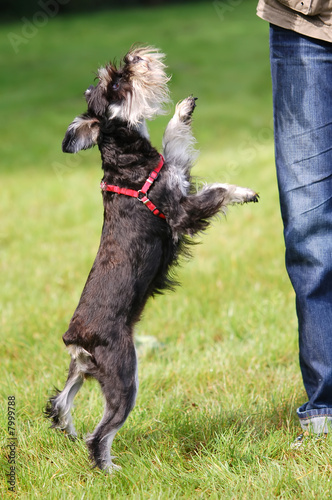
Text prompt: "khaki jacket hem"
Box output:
[[256, 0, 332, 43]]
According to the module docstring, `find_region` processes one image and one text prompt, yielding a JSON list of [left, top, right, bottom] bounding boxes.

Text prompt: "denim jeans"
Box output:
[[270, 25, 332, 434]]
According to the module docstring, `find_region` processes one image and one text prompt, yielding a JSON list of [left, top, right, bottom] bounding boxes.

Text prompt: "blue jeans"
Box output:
[[270, 25, 332, 433]]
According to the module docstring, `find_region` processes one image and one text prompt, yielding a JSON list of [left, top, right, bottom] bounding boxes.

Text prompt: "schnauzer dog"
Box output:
[[45, 46, 258, 472]]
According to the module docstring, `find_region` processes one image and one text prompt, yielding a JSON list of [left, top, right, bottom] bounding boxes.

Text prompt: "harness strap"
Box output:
[[100, 155, 166, 220]]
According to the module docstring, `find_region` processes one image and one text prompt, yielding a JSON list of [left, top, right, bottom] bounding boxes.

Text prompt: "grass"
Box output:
[[1, 1, 332, 498]]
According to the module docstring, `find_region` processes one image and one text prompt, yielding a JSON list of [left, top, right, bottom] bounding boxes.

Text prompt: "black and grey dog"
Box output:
[[45, 46, 258, 472]]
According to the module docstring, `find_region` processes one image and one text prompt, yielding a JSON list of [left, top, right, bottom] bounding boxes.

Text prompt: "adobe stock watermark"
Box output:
[[213, 0, 244, 22], [7, 0, 71, 54], [52, 153, 82, 181], [6, 396, 17, 493], [217, 122, 274, 180]]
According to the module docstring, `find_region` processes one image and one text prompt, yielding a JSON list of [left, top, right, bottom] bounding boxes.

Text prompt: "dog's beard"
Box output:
[[106, 47, 171, 126]]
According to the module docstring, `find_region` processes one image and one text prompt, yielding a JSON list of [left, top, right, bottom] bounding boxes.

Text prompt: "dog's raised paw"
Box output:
[[234, 186, 259, 203], [175, 96, 197, 124], [250, 193, 260, 203], [236, 187, 260, 204], [217, 184, 260, 205]]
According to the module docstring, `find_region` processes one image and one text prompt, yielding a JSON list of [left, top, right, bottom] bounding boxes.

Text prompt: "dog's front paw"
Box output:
[[216, 184, 259, 205], [175, 96, 197, 124], [232, 186, 259, 204], [249, 192, 259, 203]]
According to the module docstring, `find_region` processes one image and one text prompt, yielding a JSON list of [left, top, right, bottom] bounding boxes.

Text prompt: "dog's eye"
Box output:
[[132, 56, 142, 64], [112, 81, 120, 91]]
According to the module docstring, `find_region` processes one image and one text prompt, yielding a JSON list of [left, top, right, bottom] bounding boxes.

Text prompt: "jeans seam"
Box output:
[[298, 414, 332, 420]]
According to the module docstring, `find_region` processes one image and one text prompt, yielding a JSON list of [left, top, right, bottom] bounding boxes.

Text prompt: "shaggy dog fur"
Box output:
[[45, 46, 258, 472]]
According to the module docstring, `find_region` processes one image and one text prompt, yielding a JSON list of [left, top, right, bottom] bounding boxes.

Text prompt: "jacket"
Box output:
[[256, 0, 332, 42]]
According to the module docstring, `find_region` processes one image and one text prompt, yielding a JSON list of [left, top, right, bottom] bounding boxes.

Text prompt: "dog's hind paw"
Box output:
[[105, 462, 122, 474], [175, 96, 197, 124], [98, 458, 122, 474]]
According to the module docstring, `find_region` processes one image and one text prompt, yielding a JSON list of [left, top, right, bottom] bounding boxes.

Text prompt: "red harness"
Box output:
[[100, 155, 166, 220]]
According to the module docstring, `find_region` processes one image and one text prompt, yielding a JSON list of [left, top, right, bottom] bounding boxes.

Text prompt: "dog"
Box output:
[[45, 46, 258, 472]]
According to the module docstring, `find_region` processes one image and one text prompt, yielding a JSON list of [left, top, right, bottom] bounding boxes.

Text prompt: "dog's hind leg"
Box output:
[[86, 340, 138, 472], [162, 96, 198, 195], [45, 346, 91, 438]]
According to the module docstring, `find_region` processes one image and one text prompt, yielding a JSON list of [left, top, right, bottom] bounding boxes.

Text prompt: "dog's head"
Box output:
[[62, 46, 170, 153]]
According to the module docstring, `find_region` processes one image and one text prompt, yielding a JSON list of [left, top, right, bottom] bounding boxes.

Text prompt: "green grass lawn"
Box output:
[[1, 2, 331, 498]]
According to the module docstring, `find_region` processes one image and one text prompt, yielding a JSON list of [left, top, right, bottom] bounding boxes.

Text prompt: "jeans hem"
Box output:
[[297, 407, 332, 433]]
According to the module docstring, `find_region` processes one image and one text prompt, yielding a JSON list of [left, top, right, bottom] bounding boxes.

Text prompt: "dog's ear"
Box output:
[[62, 114, 100, 153]]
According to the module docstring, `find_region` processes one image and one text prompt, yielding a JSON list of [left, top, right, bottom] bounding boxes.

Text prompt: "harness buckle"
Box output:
[[149, 170, 159, 181], [137, 190, 149, 204]]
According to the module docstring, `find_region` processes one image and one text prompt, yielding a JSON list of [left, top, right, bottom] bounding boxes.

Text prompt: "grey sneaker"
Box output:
[[291, 431, 308, 448], [291, 430, 327, 449]]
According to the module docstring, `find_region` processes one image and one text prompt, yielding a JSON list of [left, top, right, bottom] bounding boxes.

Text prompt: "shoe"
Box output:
[[290, 430, 327, 449], [290, 431, 308, 449]]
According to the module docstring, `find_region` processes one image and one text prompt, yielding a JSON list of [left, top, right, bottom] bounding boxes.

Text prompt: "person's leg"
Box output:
[[270, 24, 332, 433]]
